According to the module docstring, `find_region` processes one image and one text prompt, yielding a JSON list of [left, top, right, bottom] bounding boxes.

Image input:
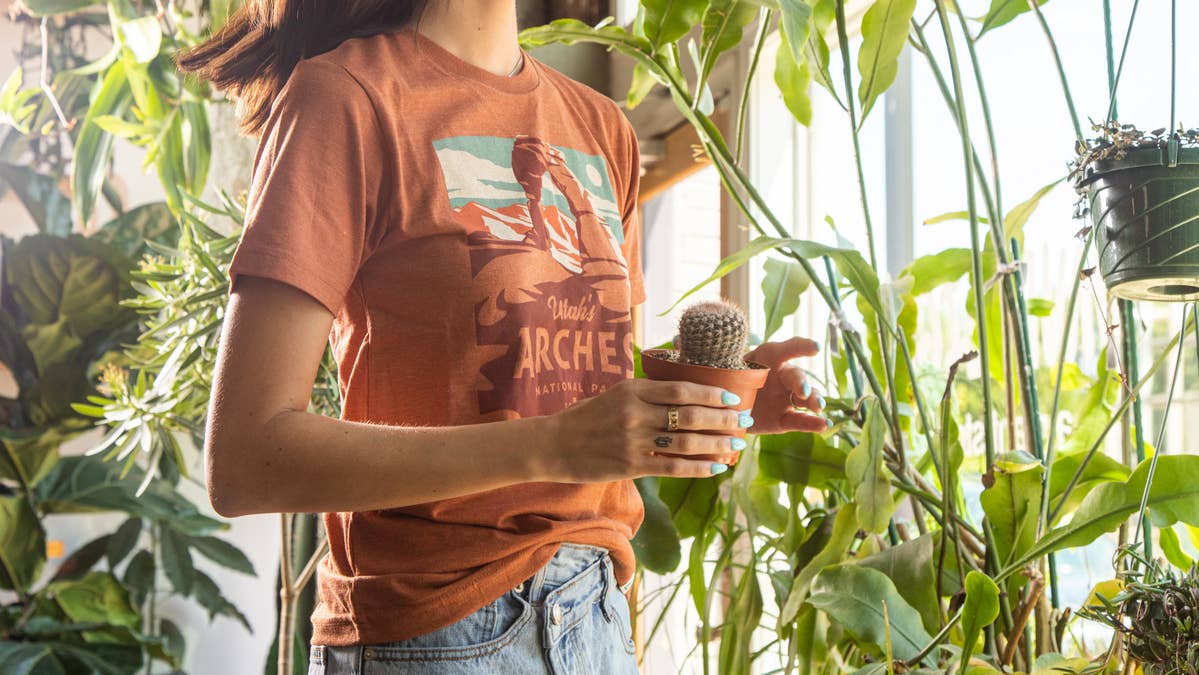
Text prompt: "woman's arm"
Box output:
[[205, 276, 743, 517]]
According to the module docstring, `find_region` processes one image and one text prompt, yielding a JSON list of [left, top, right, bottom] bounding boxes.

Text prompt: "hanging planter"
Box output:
[[641, 300, 768, 465], [1073, 126, 1199, 302]]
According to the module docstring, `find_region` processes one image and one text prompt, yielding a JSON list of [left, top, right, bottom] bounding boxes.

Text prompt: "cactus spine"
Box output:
[[677, 300, 749, 369]]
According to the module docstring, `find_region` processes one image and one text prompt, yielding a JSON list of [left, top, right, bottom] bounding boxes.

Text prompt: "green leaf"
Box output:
[[0, 163, 72, 236], [0, 496, 46, 592], [845, 399, 894, 534], [658, 475, 722, 539], [191, 569, 251, 631], [1026, 455, 1199, 569], [631, 477, 682, 573], [959, 571, 1000, 671], [1027, 297, 1054, 317], [20, 0, 101, 16], [761, 258, 810, 339], [1047, 450, 1127, 522], [114, 15, 162, 64], [778, 0, 814, 63], [978, 0, 1049, 36], [717, 553, 763, 674], [1159, 526, 1195, 570], [45, 571, 140, 630], [92, 201, 177, 260], [641, 0, 708, 49], [980, 451, 1043, 577], [856, 0, 918, 122], [778, 504, 858, 626], [51, 534, 109, 581], [1002, 178, 1061, 241], [187, 535, 255, 576], [808, 564, 934, 665], [700, 0, 758, 76], [901, 248, 971, 296], [857, 534, 941, 633], [159, 527, 194, 595], [774, 24, 814, 126], [759, 431, 846, 488], [661, 235, 783, 315], [121, 549, 154, 608], [922, 210, 990, 225], [73, 59, 133, 226], [105, 517, 142, 568], [159, 618, 185, 666], [626, 62, 660, 109]]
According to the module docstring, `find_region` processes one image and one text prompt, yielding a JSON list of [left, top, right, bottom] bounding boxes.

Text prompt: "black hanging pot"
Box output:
[[1075, 143, 1199, 302]]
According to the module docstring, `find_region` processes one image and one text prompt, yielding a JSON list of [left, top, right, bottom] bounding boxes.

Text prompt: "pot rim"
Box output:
[[1076, 144, 1199, 189], [641, 348, 769, 372]]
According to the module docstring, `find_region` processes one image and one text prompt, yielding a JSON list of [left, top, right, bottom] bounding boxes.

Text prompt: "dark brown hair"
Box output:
[[178, 1, 427, 135]]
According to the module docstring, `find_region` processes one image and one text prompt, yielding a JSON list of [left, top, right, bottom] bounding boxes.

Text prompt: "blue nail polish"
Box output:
[[738, 412, 754, 428], [817, 394, 826, 409], [710, 463, 729, 475], [731, 437, 747, 451], [826, 418, 834, 429], [722, 390, 741, 406], [802, 381, 812, 397]]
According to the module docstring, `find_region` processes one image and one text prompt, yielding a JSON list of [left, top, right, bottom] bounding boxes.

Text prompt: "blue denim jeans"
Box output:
[[306, 543, 639, 674]]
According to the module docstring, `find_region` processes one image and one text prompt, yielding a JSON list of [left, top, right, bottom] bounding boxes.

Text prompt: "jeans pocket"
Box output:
[[603, 563, 637, 655], [363, 591, 533, 663]]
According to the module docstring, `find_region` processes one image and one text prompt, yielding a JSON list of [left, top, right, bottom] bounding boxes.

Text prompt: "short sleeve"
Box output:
[[227, 58, 386, 316], [617, 117, 646, 306]]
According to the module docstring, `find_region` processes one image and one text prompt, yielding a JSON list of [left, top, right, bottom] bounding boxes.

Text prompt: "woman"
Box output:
[[182, 1, 828, 673]]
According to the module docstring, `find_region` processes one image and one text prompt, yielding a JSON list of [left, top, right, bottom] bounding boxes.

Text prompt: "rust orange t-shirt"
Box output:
[[225, 26, 647, 646]]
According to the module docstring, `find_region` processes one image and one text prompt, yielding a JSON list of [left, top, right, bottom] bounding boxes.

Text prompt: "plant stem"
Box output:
[[278, 513, 295, 675], [735, 9, 772, 165]]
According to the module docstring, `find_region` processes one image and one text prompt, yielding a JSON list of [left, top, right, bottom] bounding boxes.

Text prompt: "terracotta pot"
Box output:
[[640, 349, 770, 465]]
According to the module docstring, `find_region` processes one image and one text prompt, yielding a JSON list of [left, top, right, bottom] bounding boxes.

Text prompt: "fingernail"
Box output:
[[721, 390, 741, 406], [738, 412, 754, 428], [802, 381, 812, 397], [730, 437, 747, 451], [825, 418, 834, 429], [710, 463, 728, 475], [817, 394, 826, 409]]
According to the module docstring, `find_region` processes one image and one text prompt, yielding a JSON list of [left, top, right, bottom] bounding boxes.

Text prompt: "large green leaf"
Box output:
[[978, 0, 1049, 36], [72, 59, 132, 226], [20, 0, 101, 15], [758, 431, 846, 488], [774, 24, 813, 126], [778, 504, 857, 626], [901, 248, 971, 296], [980, 451, 1042, 573], [959, 571, 1000, 671], [0, 431, 65, 489], [856, 0, 917, 122], [808, 564, 934, 665], [717, 553, 763, 674], [45, 571, 140, 630], [631, 476, 682, 573], [641, 0, 708, 49], [657, 475, 722, 539], [92, 201, 177, 260], [761, 255, 810, 340], [845, 399, 893, 534], [0, 164, 72, 236], [0, 495, 46, 592], [1023, 455, 1199, 570], [1047, 450, 1127, 522], [187, 535, 255, 576], [700, 0, 758, 76], [857, 534, 940, 633]]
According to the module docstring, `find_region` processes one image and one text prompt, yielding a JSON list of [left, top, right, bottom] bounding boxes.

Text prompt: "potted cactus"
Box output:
[[640, 300, 769, 464]]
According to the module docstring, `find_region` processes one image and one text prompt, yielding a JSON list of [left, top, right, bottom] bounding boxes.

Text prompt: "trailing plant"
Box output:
[[525, 0, 1199, 672]]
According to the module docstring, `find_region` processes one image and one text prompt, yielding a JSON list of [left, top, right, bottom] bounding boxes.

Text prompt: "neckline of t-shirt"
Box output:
[[403, 27, 541, 94]]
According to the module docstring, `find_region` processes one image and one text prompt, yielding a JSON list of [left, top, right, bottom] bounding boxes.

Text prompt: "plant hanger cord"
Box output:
[[1104, 0, 1140, 123]]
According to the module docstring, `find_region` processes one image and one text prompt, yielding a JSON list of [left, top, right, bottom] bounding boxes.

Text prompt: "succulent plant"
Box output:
[[676, 299, 750, 370]]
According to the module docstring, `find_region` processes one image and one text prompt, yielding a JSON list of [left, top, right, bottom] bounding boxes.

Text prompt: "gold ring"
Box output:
[[666, 406, 680, 431]]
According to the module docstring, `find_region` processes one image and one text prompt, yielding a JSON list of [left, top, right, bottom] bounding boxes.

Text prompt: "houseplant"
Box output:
[[524, 0, 1199, 672], [641, 299, 769, 461]]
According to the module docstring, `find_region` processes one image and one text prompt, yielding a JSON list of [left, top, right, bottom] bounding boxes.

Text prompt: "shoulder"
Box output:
[[535, 58, 634, 139]]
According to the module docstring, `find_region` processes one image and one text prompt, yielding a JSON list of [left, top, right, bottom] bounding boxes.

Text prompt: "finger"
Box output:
[[670, 405, 747, 432], [777, 410, 832, 434], [634, 379, 740, 408], [748, 336, 821, 365], [647, 432, 743, 456], [777, 364, 821, 409], [642, 455, 731, 479]]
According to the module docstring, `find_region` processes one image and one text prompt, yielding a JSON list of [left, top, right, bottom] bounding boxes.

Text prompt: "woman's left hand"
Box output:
[[744, 336, 829, 435]]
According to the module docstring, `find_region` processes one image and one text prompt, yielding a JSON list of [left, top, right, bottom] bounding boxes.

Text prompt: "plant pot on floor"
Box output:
[[1076, 144, 1199, 302]]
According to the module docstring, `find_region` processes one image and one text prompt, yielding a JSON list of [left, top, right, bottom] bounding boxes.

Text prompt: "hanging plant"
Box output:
[[1078, 549, 1199, 674], [1070, 127, 1199, 302]]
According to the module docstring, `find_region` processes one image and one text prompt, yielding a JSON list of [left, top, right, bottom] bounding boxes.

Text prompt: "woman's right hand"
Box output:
[[537, 379, 750, 484]]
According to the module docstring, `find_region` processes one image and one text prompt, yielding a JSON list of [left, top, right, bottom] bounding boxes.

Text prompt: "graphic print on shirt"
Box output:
[[433, 135, 635, 417]]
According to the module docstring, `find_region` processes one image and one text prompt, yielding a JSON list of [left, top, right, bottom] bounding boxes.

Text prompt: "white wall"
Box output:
[[0, 6, 281, 673]]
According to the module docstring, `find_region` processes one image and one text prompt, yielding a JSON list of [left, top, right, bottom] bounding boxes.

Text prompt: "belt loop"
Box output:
[[528, 554, 551, 603]]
